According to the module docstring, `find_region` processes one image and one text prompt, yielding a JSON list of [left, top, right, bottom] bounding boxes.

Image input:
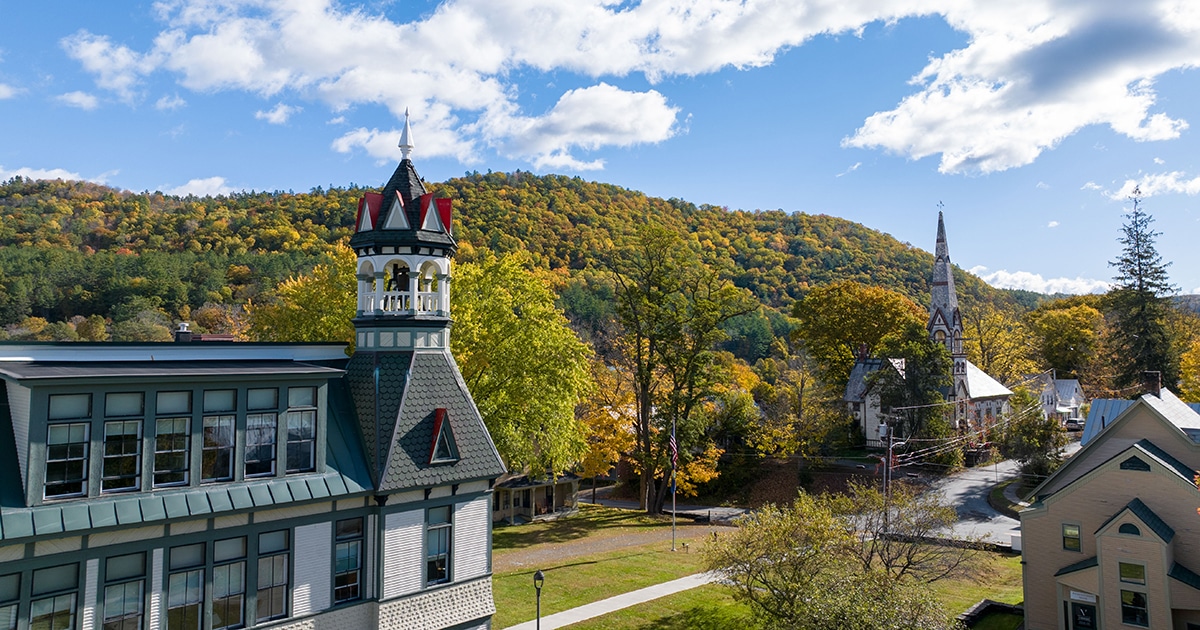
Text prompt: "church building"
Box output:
[[846, 212, 1011, 446], [0, 114, 505, 630]]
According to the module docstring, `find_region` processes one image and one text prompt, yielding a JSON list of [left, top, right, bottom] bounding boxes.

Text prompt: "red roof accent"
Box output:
[[418, 193, 434, 228], [429, 408, 447, 464], [356, 192, 384, 232], [435, 198, 452, 235]]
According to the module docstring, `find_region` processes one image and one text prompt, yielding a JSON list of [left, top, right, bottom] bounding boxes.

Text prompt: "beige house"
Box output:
[[1020, 387, 1200, 630]]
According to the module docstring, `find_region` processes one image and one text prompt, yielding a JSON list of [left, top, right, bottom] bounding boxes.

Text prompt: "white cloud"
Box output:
[[155, 93, 186, 110], [62, 0, 1200, 172], [1047, 220, 1059, 228], [0, 83, 18, 99], [1081, 181, 1102, 191], [327, 115, 346, 125], [1154, 157, 1165, 164], [57, 91, 99, 110], [0, 166, 116, 185], [1036, 181, 1049, 189], [255, 102, 301, 124], [1107, 171, 1200, 199], [0, 166, 82, 181], [969, 265, 1109, 294], [165, 176, 234, 197], [837, 162, 862, 177]]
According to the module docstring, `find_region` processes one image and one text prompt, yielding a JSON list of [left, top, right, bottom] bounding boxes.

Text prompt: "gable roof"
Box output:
[[1029, 434, 1198, 501], [964, 360, 1012, 399], [1096, 498, 1175, 542], [843, 357, 902, 403], [1082, 391, 1200, 446]]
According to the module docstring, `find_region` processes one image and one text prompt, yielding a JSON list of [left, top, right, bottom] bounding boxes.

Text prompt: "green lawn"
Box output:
[[518, 550, 1025, 629], [493, 504, 674, 552], [565, 584, 758, 630], [493, 543, 710, 628]]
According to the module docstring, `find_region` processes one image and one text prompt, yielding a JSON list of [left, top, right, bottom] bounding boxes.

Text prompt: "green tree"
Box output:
[[1107, 187, 1180, 390], [245, 243, 357, 346], [608, 224, 757, 513], [1181, 340, 1200, 403], [452, 251, 593, 476], [704, 489, 963, 630], [872, 320, 953, 441], [792, 282, 927, 394], [963, 303, 1037, 385], [1027, 300, 1104, 380], [1000, 387, 1066, 481]]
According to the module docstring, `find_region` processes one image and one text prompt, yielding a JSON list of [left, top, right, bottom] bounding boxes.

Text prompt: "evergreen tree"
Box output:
[[1107, 187, 1180, 390]]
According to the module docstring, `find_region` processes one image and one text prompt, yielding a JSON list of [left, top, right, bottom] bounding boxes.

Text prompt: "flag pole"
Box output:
[[671, 417, 677, 552]]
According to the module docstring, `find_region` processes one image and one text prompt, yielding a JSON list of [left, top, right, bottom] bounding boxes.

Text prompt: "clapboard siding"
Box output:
[[382, 510, 424, 599], [293, 521, 332, 615], [453, 497, 489, 582]]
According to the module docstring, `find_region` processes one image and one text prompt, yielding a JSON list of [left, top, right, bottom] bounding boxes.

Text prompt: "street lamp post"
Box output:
[[533, 569, 545, 630]]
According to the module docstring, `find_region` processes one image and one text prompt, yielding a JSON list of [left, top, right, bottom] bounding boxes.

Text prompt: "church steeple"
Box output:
[[928, 211, 962, 355]]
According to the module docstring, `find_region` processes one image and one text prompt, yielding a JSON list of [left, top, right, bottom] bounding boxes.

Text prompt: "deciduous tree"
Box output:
[[792, 282, 927, 393], [1000, 387, 1066, 480], [452, 251, 593, 476], [245, 242, 357, 346], [963, 303, 1037, 385], [608, 224, 756, 513], [704, 488, 964, 630]]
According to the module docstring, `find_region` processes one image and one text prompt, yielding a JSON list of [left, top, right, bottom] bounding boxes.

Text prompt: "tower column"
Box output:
[[437, 274, 450, 315], [408, 273, 420, 314], [373, 271, 386, 314]]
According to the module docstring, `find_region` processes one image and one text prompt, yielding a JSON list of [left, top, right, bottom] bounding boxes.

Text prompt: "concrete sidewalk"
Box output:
[[501, 571, 722, 630]]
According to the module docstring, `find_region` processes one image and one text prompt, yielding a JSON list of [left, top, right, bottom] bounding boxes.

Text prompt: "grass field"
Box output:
[[491, 506, 1026, 630]]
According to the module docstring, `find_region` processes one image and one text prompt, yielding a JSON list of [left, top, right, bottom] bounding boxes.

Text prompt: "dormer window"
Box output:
[[429, 409, 458, 464]]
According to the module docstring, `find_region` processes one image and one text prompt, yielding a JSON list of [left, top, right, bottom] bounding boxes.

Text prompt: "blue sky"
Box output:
[[3, 0, 1200, 295]]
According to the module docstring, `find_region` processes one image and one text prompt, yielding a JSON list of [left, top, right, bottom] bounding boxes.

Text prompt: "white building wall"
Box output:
[[453, 497, 489, 582], [382, 510, 424, 599], [293, 522, 332, 615]]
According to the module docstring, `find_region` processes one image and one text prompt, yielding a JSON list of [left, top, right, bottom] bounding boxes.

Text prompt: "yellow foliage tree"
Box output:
[[245, 242, 357, 348]]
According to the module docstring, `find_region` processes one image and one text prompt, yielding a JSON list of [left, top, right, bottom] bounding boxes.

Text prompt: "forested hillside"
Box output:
[[0, 172, 1013, 333]]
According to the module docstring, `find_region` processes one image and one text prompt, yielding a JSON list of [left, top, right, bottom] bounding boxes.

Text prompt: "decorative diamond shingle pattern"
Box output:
[[345, 352, 412, 485], [379, 351, 505, 491]]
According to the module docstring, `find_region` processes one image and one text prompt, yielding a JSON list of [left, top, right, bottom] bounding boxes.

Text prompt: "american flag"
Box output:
[[669, 432, 678, 469]]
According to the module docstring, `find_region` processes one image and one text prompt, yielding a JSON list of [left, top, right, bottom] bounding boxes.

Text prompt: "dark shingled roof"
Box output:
[[1170, 562, 1200, 590], [349, 158, 456, 250], [1054, 556, 1098, 577], [345, 352, 413, 487], [379, 351, 505, 491], [1095, 498, 1175, 543]]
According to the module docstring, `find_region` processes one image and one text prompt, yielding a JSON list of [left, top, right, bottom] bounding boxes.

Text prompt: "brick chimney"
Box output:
[[1142, 371, 1162, 397]]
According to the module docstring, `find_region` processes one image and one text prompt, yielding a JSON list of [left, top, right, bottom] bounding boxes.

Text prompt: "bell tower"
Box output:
[[349, 110, 455, 351], [928, 211, 968, 417]]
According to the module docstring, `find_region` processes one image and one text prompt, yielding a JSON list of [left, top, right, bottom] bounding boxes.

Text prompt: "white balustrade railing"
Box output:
[[361, 290, 443, 314]]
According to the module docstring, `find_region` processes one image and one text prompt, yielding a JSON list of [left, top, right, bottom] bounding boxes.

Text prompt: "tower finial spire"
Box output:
[[398, 108, 414, 160]]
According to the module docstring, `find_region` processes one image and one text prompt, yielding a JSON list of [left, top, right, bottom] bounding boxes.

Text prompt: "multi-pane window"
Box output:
[[212, 537, 246, 630], [1062, 523, 1081, 552], [426, 506, 452, 585], [29, 564, 78, 630], [1120, 562, 1147, 585], [102, 420, 141, 493], [246, 388, 279, 477], [155, 418, 190, 486], [1122, 590, 1149, 627], [155, 391, 192, 487], [256, 531, 289, 622], [286, 387, 316, 473], [167, 544, 204, 630], [334, 518, 363, 604], [103, 552, 145, 630], [0, 574, 18, 630], [45, 422, 90, 499], [244, 414, 277, 478], [202, 390, 236, 483]]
